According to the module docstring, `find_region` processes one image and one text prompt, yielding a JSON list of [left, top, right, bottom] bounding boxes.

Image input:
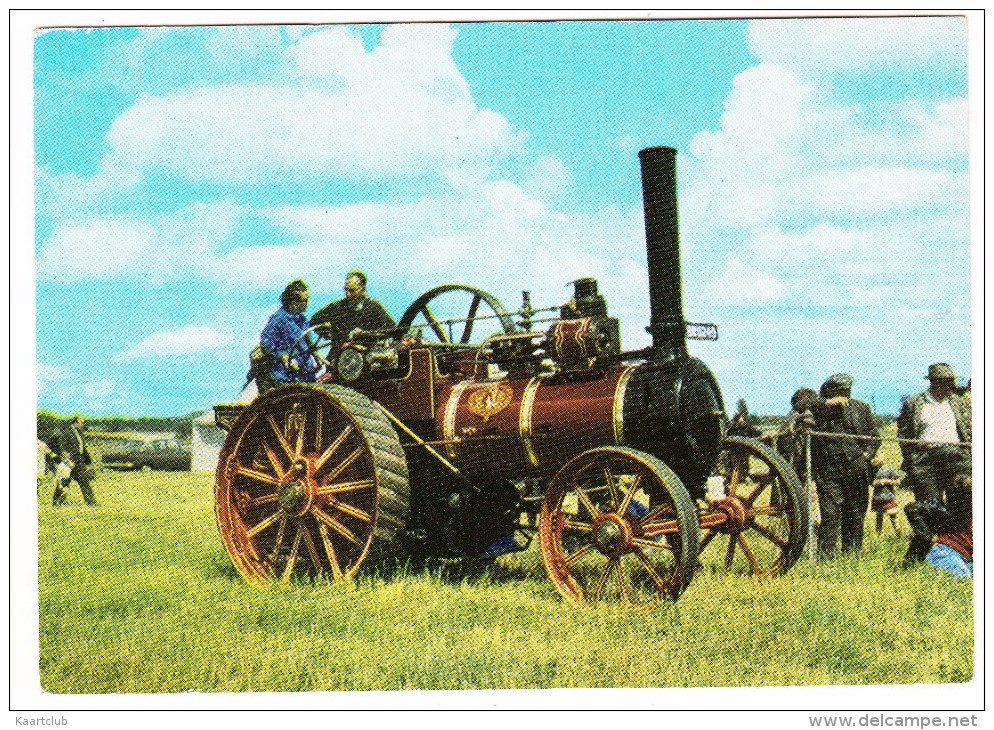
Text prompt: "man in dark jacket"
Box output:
[[805, 373, 880, 559], [310, 270, 396, 349], [53, 414, 96, 506]]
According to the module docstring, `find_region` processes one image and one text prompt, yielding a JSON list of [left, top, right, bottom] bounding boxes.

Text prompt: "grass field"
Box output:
[[38, 428, 973, 694]]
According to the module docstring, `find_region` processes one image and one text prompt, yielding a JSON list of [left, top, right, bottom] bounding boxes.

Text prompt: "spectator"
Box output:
[[727, 398, 762, 439], [905, 474, 972, 576], [256, 279, 320, 391], [53, 414, 96, 507], [870, 466, 902, 535], [310, 270, 396, 349], [802, 373, 880, 559], [897, 363, 971, 565], [775, 387, 817, 482], [897, 363, 972, 504]]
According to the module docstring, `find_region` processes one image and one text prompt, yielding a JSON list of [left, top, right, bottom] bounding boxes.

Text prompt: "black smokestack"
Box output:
[[639, 146, 688, 361]]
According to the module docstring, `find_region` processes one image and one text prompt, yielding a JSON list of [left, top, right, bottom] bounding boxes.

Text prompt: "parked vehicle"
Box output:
[[102, 437, 191, 472]]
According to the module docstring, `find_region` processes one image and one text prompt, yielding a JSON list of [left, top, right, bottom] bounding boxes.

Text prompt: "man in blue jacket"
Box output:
[[257, 279, 319, 390]]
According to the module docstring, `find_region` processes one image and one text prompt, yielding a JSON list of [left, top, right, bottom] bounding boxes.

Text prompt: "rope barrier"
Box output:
[[804, 430, 972, 449], [783, 428, 971, 559]]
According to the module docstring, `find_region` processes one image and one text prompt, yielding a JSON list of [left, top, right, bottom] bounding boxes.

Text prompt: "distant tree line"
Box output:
[[37, 409, 200, 444]]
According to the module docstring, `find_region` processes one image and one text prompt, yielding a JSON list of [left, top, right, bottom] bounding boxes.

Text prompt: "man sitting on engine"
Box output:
[[310, 270, 397, 348]]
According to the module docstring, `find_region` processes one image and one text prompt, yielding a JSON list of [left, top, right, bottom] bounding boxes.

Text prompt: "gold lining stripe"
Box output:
[[613, 366, 636, 444], [443, 380, 472, 460], [519, 376, 543, 467]]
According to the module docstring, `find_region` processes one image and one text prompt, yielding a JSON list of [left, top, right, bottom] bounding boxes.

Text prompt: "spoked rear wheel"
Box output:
[[697, 436, 807, 576], [215, 383, 409, 584], [539, 447, 699, 607]]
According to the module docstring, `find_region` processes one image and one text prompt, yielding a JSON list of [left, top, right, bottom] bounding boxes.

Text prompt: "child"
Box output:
[[871, 466, 902, 534]]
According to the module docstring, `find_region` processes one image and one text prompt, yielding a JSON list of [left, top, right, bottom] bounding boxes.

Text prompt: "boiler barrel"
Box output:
[[435, 367, 637, 482]]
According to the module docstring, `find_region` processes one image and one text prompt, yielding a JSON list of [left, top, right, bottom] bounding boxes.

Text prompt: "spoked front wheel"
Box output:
[[539, 446, 699, 607], [697, 436, 807, 576]]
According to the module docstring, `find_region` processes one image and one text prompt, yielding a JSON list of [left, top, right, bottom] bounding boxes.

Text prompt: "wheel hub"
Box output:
[[593, 515, 631, 555], [278, 460, 314, 516], [710, 496, 750, 533], [277, 480, 308, 514]]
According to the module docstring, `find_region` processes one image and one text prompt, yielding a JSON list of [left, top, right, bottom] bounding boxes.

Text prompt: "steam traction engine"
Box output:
[[213, 147, 807, 607]]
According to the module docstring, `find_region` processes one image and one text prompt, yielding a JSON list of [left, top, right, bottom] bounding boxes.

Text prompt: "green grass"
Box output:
[[38, 459, 973, 694]]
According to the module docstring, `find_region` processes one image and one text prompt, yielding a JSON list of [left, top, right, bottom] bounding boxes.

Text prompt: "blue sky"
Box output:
[[32, 15, 972, 417]]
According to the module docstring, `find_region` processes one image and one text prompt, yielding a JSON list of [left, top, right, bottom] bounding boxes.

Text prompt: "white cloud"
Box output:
[[37, 218, 158, 283], [790, 167, 965, 217], [204, 26, 282, 64], [522, 155, 572, 202], [690, 63, 813, 182], [100, 25, 520, 184], [905, 97, 969, 161], [686, 65, 967, 233], [114, 325, 234, 362], [801, 96, 969, 167], [36, 160, 142, 217], [207, 242, 351, 290], [37, 200, 242, 285], [82, 378, 115, 400], [747, 17, 966, 76], [37, 363, 71, 395], [36, 366, 118, 411], [264, 197, 487, 241], [680, 15, 970, 372], [711, 257, 785, 305]]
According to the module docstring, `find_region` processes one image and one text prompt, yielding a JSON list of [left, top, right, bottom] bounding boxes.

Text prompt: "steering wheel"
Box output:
[[286, 326, 336, 379]]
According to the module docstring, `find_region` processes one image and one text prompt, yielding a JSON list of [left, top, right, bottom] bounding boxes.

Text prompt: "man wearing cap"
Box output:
[[897, 363, 972, 504], [804, 373, 881, 559], [897, 363, 971, 564], [310, 270, 396, 349]]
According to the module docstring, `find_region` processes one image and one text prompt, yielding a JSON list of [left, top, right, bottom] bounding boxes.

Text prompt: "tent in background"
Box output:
[[192, 410, 225, 472]]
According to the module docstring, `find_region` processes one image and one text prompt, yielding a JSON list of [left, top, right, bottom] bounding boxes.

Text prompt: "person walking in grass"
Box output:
[[53, 414, 96, 507], [870, 466, 902, 535]]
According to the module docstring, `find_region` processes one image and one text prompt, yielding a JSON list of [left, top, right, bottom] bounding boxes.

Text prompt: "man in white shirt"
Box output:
[[897, 363, 972, 504], [897, 363, 972, 565]]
